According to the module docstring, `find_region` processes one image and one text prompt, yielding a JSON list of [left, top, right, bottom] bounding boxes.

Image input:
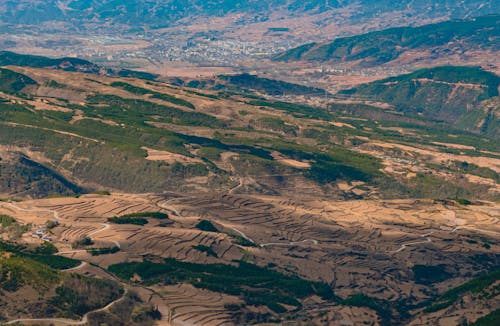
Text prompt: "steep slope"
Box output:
[[177, 73, 326, 96], [0, 151, 85, 199], [0, 67, 37, 93], [336, 66, 500, 136], [274, 15, 500, 67], [0, 51, 101, 74]]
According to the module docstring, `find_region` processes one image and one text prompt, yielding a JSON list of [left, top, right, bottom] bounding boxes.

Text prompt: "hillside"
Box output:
[[0, 52, 499, 325], [335, 66, 500, 137], [176, 73, 326, 96], [0, 51, 101, 74], [0, 53, 499, 202], [274, 15, 500, 67]]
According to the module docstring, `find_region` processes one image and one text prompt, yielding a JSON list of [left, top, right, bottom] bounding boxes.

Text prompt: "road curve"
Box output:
[[6, 289, 128, 325]]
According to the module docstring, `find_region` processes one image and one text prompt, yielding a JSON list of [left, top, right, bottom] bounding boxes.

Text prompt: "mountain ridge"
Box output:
[[274, 14, 500, 67]]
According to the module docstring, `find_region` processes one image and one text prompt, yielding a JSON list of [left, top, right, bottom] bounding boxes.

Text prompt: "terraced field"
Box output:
[[0, 192, 497, 325]]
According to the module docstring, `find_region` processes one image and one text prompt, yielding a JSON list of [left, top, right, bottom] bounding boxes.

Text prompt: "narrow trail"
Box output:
[[5, 202, 60, 220], [260, 239, 319, 247], [1, 121, 104, 144], [57, 223, 120, 253], [6, 289, 128, 325], [87, 223, 121, 248], [157, 199, 182, 217], [389, 222, 500, 253], [62, 261, 88, 272], [226, 226, 255, 244], [228, 177, 244, 195], [389, 235, 433, 253]]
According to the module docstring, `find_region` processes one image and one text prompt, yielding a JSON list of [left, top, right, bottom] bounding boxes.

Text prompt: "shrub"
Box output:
[[195, 220, 218, 232], [108, 217, 148, 226]]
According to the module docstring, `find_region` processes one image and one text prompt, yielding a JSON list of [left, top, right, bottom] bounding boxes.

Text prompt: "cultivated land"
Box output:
[[0, 192, 498, 325]]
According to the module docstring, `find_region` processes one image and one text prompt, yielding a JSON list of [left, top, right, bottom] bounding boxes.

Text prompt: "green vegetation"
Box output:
[[471, 309, 500, 326], [412, 265, 452, 285], [248, 99, 334, 120], [109, 258, 334, 313], [0, 68, 37, 93], [0, 51, 100, 73], [72, 237, 94, 249], [195, 220, 218, 232], [338, 66, 500, 136], [116, 69, 158, 81], [230, 235, 257, 247], [108, 216, 149, 226], [0, 254, 60, 292], [93, 190, 111, 195], [88, 246, 121, 256], [452, 161, 500, 183], [341, 294, 392, 324], [0, 215, 16, 228], [217, 73, 325, 96], [110, 82, 195, 109], [119, 211, 169, 220], [50, 274, 123, 318], [274, 15, 500, 65], [192, 245, 217, 257], [425, 269, 500, 312], [0, 240, 80, 270], [0, 240, 85, 294], [454, 198, 473, 205], [255, 116, 298, 136], [86, 95, 218, 128]]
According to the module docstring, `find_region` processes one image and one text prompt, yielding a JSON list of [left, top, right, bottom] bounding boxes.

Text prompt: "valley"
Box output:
[[0, 2, 499, 323]]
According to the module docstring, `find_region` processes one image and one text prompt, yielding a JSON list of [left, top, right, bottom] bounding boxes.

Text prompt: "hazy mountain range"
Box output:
[[2, 0, 498, 30]]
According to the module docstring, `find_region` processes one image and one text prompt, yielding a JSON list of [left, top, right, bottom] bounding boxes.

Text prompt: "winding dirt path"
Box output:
[[5, 289, 128, 325], [6, 202, 60, 220]]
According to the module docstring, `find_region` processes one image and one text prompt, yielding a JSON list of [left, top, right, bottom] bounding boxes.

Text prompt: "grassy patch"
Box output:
[[109, 258, 335, 313], [87, 246, 120, 256], [110, 82, 195, 109], [108, 217, 149, 226], [471, 309, 500, 326], [412, 265, 452, 285], [425, 269, 500, 312], [119, 211, 169, 220], [196, 220, 218, 232], [192, 245, 217, 257]]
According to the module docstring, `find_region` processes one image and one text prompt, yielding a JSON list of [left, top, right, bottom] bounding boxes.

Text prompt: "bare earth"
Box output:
[[0, 191, 498, 325]]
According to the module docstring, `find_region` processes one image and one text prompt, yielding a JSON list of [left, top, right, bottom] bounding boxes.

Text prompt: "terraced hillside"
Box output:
[[0, 192, 497, 325], [274, 15, 500, 67]]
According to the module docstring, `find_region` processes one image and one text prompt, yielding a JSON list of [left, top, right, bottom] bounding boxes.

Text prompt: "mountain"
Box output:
[[336, 66, 500, 136], [274, 15, 500, 67], [1, 1, 498, 30]]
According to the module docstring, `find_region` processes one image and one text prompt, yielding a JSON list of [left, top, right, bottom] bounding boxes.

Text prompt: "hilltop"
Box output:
[[274, 15, 500, 67], [336, 66, 500, 137]]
